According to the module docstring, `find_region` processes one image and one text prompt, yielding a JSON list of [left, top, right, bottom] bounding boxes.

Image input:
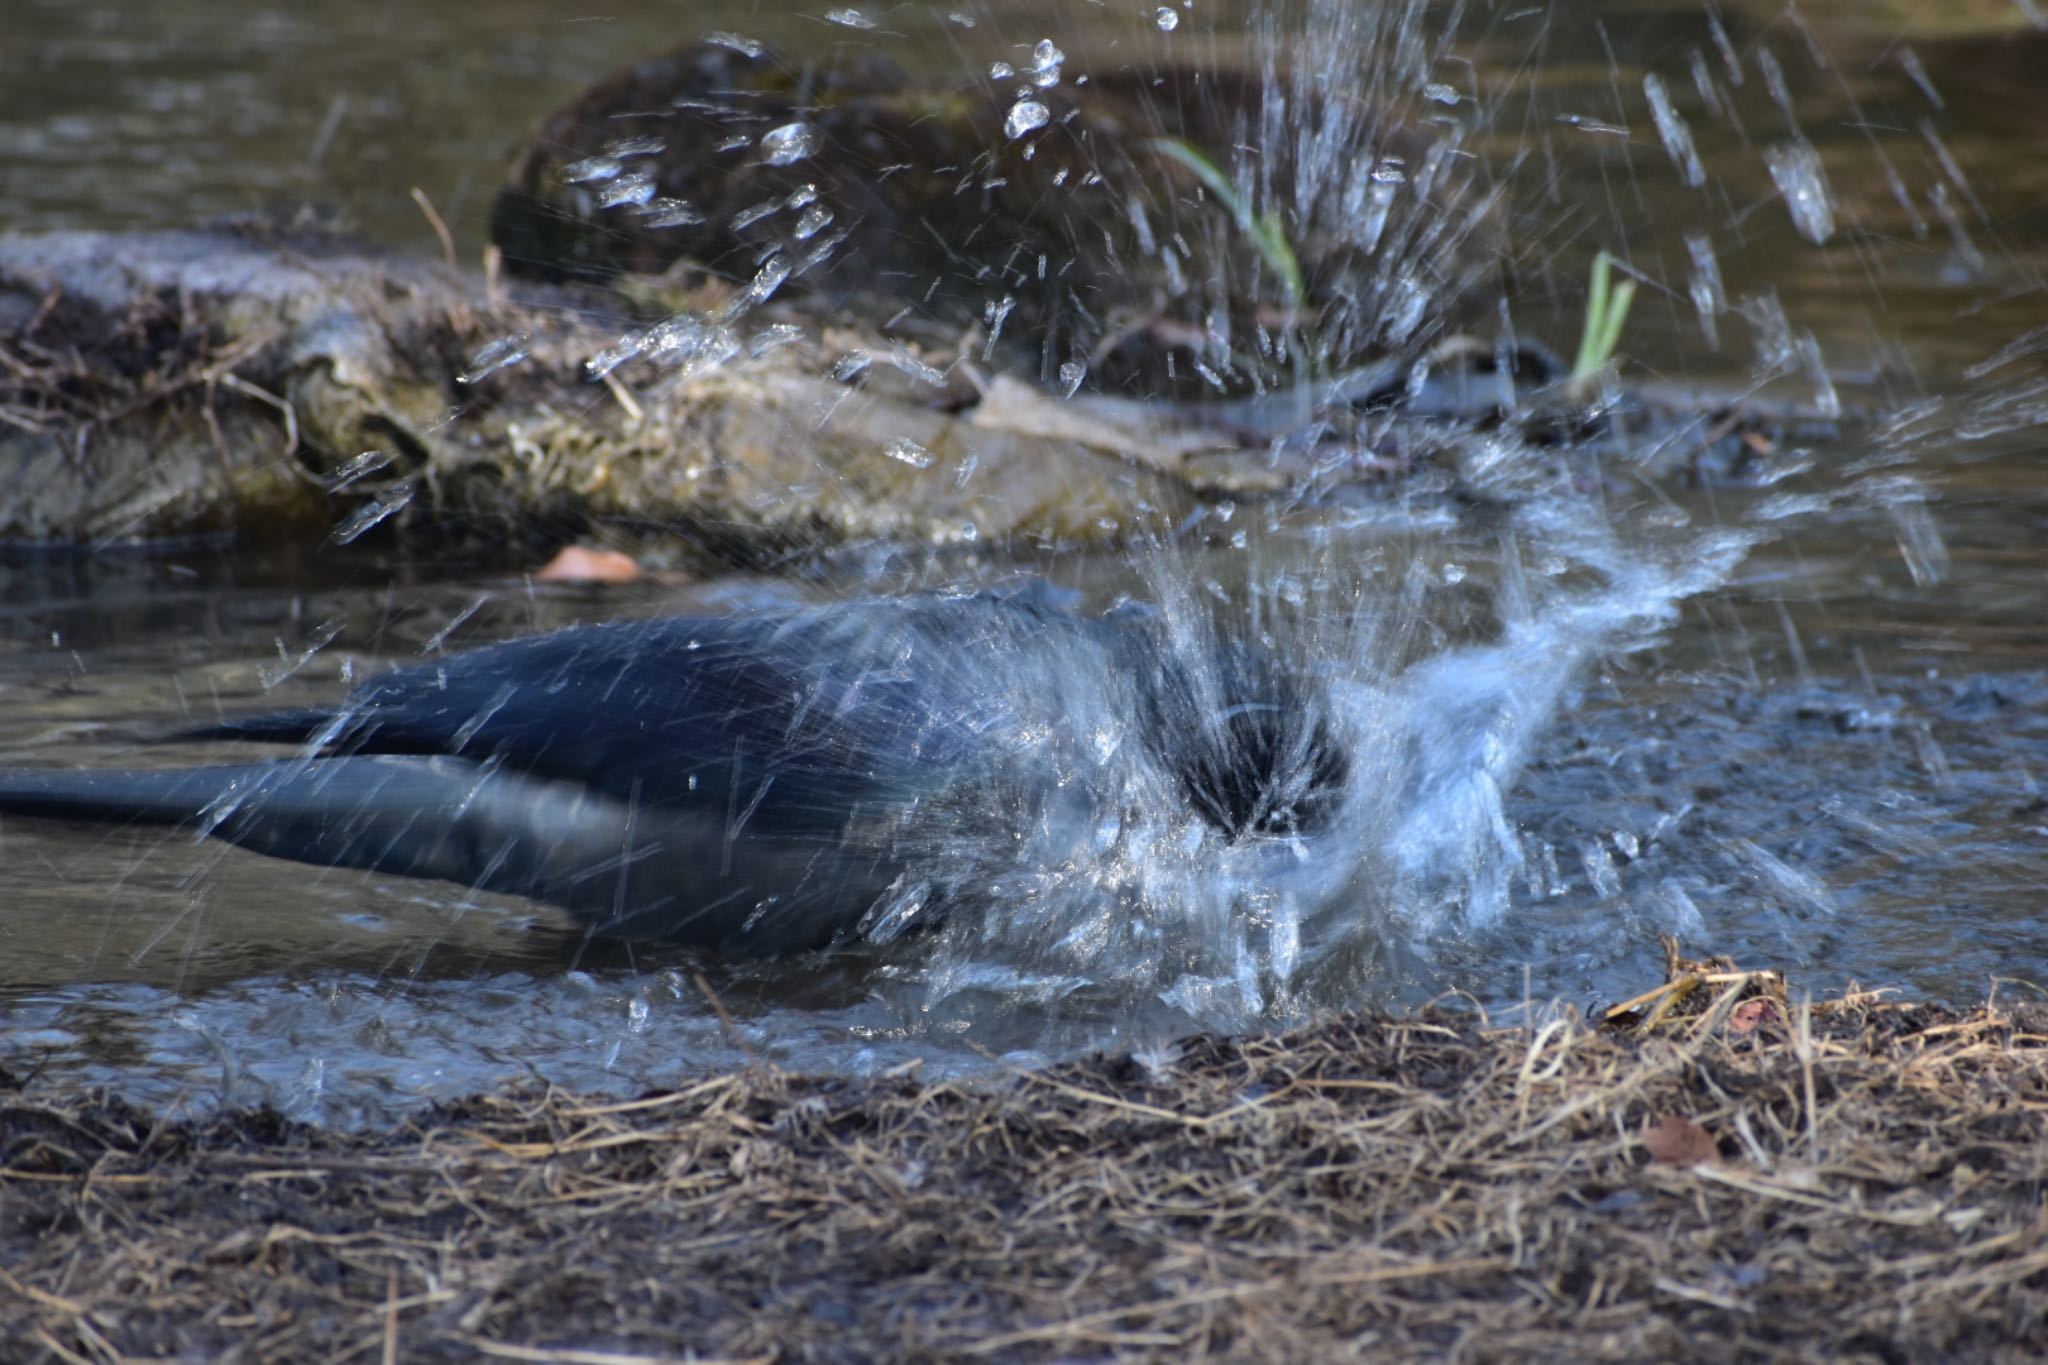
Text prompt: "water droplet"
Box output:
[[1058, 360, 1086, 397], [457, 333, 531, 385], [596, 169, 656, 209], [585, 341, 639, 381], [748, 323, 805, 357], [1442, 562, 1468, 585], [1685, 232, 1725, 349], [1644, 74, 1705, 189], [886, 349, 947, 387], [1029, 39, 1065, 88], [759, 122, 820, 166], [825, 7, 875, 29], [1155, 6, 1179, 30], [1765, 140, 1835, 244], [604, 135, 666, 159], [831, 351, 874, 383], [635, 197, 703, 229], [885, 437, 934, 469], [784, 183, 819, 209], [798, 227, 849, 275], [729, 197, 781, 230], [705, 31, 765, 58], [989, 61, 1015, 80], [330, 485, 415, 545], [724, 254, 792, 317], [1794, 329, 1841, 418], [324, 449, 396, 491], [981, 295, 1016, 358], [1739, 289, 1795, 373], [1423, 81, 1459, 104], [559, 155, 622, 186], [1005, 99, 1050, 139], [793, 205, 834, 240], [948, 11, 975, 27]]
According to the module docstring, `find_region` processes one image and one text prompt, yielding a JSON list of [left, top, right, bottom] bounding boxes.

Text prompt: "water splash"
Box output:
[[882, 494, 1762, 1042], [758, 122, 820, 166], [457, 333, 531, 385], [1765, 141, 1836, 244], [1004, 99, 1051, 139]]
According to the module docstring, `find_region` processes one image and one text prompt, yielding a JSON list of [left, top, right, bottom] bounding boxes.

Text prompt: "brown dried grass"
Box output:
[[4, 963, 2045, 1363]]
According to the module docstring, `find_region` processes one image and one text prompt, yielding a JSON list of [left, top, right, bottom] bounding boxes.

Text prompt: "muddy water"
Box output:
[[3, 1, 2046, 1121]]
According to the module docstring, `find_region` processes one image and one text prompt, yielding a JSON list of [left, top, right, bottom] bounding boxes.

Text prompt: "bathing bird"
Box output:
[[0, 590, 1347, 954]]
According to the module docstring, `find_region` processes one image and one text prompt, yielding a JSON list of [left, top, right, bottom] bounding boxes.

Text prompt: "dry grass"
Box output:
[[4, 966, 2046, 1363]]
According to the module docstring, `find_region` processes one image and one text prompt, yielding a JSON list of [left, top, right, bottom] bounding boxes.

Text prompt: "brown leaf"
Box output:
[[534, 545, 642, 584], [1728, 998, 1780, 1033], [1643, 1114, 1719, 1166]]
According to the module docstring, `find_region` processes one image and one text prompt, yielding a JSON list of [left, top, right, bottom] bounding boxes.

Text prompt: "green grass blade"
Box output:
[[1571, 250, 1636, 392], [1148, 137, 1304, 311]]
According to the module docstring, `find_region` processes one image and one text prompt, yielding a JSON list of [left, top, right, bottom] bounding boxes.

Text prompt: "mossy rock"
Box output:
[[491, 40, 1502, 398]]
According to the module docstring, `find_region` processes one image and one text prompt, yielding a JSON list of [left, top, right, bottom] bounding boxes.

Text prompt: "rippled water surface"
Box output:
[[2, 0, 2045, 1122]]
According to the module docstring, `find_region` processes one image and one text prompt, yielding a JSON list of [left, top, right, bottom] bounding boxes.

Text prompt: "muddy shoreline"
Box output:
[[5, 978, 2045, 1362]]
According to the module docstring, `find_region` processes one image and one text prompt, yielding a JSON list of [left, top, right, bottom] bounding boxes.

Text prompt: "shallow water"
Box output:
[[3, 0, 2046, 1121]]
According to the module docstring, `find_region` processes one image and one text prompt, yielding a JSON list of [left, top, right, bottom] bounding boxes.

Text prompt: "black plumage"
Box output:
[[0, 592, 1347, 954]]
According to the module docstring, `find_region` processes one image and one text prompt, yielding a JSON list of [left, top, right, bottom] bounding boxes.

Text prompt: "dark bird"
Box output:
[[0, 590, 1348, 955]]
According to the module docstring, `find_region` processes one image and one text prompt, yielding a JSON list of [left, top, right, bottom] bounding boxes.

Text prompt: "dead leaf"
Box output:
[[1643, 1114, 1719, 1166], [1729, 998, 1781, 1033], [535, 545, 642, 584]]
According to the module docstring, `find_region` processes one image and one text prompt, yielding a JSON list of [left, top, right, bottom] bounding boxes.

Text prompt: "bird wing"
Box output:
[[187, 605, 1018, 831]]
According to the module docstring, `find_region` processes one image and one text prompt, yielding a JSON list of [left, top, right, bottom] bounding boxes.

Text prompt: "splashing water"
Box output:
[[875, 494, 1762, 1044], [3, 0, 2046, 1123]]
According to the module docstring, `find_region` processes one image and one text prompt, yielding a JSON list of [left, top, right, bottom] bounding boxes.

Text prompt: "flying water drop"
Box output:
[[596, 170, 656, 209], [1004, 99, 1051, 139], [729, 198, 782, 231], [759, 122, 820, 166], [559, 155, 621, 186], [793, 205, 834, 241], [457, 333, 531, 385], [322, 449, 396, 491], [1029, 39, 1065, 88], [1685, 233, 1725, 349], [604, 135, 666, 159], [884, 438, 935, 469], [1644, 74, 1705, 189], [1766, 141, 1835, 243], [329, 486, 416, 545], [636, 198, 703, 229], [705, 31, 764, 58]]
